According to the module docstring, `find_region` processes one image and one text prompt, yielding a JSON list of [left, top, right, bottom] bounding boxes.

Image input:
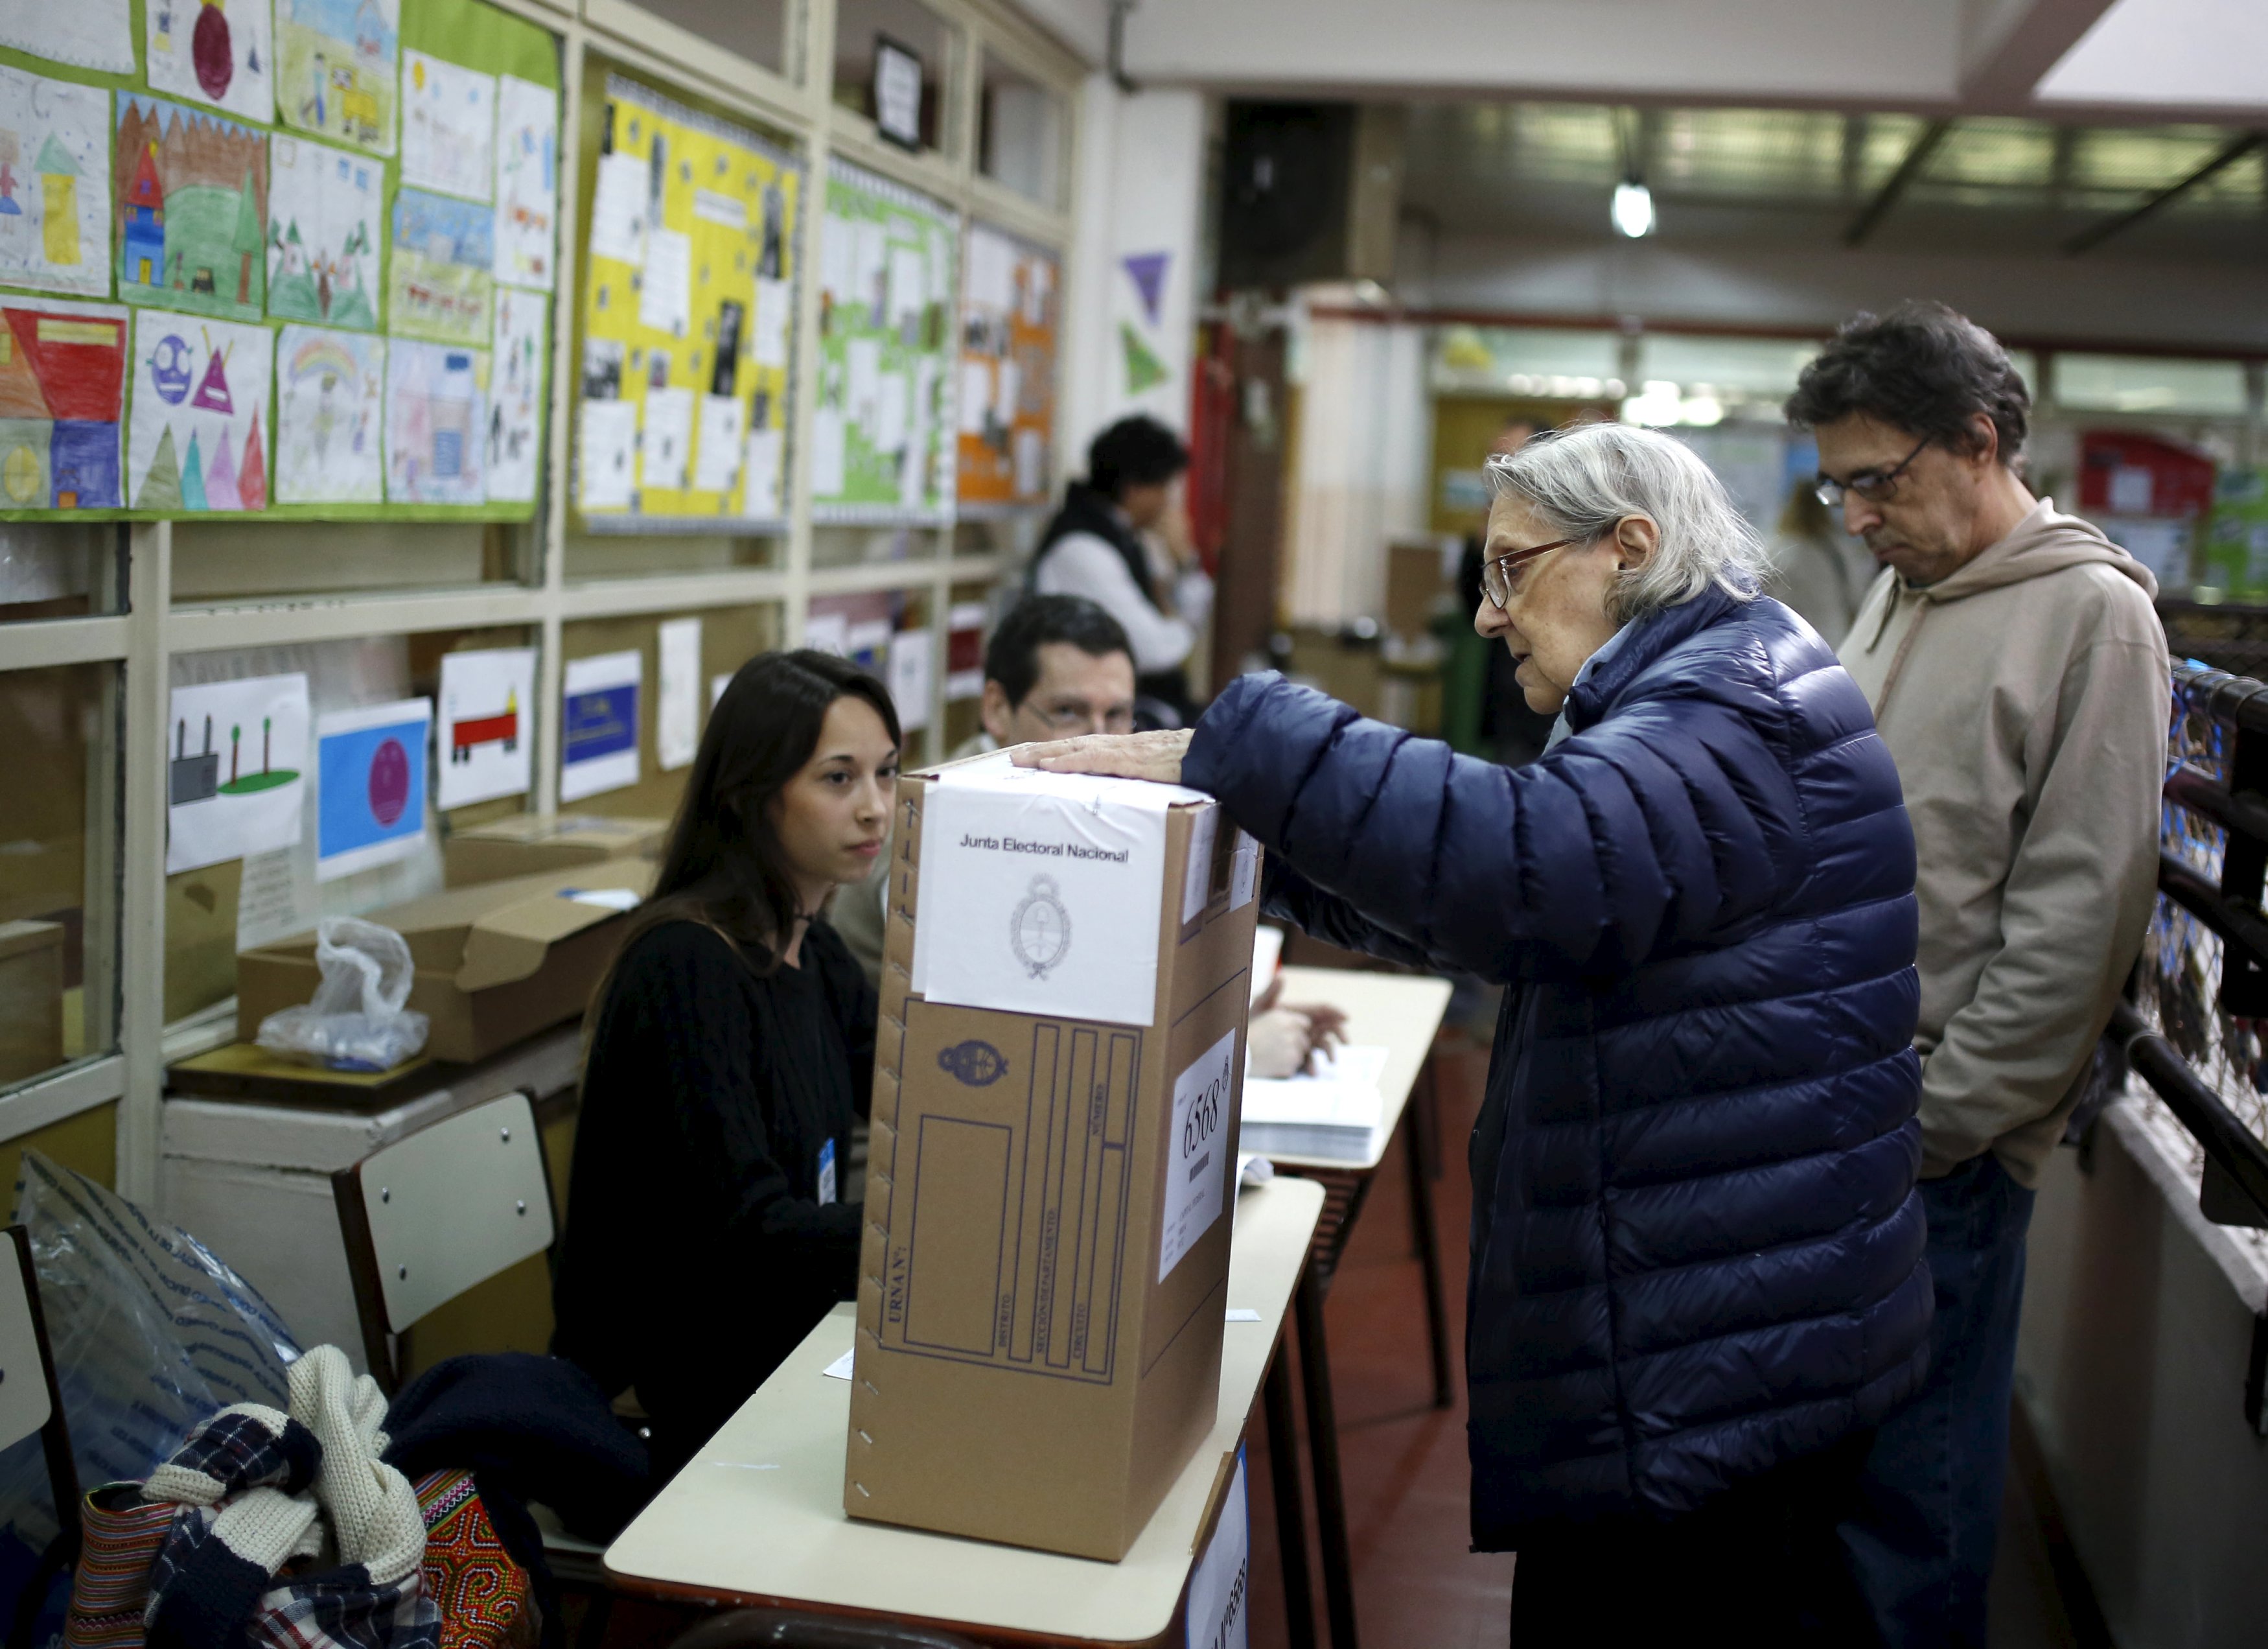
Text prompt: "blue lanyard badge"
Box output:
[[817, 1138, 838, 1207]]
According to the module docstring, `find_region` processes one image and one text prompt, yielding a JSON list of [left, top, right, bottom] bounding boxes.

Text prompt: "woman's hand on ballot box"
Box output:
[[1013, 727, 1194, 785]]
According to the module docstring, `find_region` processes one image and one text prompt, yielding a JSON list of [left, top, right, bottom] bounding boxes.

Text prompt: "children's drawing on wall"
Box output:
[[399, 50, 492, 204], [388, 186, 492, 345], [167, 672, 310, 873], [487, 284, 542, 503], [128, 309, 273, 509], [386, 336, 487, 504], [492, 74, 555, 289], [436, 646, 535, 809], [266, 133, 378, 329], [113, 95, 268, 322], [277, 0, 397, 155], [274, 323, 380, 503], [0, 69, 112, 298], [0, 298, 126, 511], [0, 0, 135, 77], [146, 0, 275, 125]]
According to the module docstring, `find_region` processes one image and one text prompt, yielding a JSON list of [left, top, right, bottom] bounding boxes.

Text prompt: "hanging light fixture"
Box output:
[[1612, 108, 1656, 239], [1612, 180, 1656, 239]]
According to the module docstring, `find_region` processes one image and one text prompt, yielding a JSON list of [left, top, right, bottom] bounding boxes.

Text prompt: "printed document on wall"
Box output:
[[167, 674, 311, 873], [656, 616, 702, 771], [316, 697, 432, 881], [437, 647, 535, 809], [911, 767, 1187, 1026], [561, 649, 641, 802]]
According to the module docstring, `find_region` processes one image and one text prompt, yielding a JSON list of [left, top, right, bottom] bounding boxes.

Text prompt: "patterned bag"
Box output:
[[56, 1349, 526, 1649]]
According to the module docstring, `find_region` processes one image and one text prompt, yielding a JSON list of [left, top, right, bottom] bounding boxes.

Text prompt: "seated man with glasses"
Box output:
[[829, 594, 1138, 986], [1788, 301, 2169, 1649]]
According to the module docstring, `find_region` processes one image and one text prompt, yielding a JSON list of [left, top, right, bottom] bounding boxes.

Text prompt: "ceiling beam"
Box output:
[[1843, 119, 1952, 247], [1960, 0, 2121, 107], [2063, 132, 2264, 256]]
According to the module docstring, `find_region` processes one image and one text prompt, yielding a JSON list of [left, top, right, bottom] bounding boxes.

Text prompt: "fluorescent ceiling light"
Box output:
[[1612, 180, 1656, 238]]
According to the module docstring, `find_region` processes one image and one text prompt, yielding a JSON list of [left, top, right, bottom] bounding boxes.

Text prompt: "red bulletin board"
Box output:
[[956, 222, 1058, 507]]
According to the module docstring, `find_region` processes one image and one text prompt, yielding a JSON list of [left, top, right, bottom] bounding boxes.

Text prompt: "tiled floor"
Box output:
[[1240, 1026, 2099, 1649]]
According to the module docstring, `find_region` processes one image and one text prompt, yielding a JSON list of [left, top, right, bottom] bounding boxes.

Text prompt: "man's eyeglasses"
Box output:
[[1034, 702, 1136, 734], [1481, 537, 1580, 610], [1815, 435, 1931, 509]]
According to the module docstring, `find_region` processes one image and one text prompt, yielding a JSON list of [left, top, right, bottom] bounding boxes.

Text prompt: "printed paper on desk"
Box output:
[[912, 768, 1190, 1026], [1161, 1027, 1236, 1280]]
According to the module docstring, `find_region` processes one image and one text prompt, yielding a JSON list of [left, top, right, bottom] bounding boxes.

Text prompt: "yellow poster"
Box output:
[[575, 76, 800, 528]]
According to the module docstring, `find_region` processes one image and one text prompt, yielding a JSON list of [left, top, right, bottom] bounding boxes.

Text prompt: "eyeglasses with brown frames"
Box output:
[[1482, 537, 1582, 610]]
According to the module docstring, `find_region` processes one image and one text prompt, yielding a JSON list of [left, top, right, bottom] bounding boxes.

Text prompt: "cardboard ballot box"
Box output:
[[237, 860, 656, 1064], [846, 755, 1264, 1561], [443, 813, 667, 888]]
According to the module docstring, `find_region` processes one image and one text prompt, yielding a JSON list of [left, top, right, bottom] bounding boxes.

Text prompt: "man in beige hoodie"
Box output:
[[1787, 303, 2168, 1649]]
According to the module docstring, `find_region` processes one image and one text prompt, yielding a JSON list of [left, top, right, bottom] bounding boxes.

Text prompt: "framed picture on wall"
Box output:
[[873, 35, 924, 150]]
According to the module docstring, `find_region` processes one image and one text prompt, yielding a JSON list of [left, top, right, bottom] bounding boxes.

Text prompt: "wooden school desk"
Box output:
[[1257, 965, 1456, 1649], [604, 1175, 1328, 1648]]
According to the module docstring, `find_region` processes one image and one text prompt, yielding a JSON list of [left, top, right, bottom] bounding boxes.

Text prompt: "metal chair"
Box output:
[[667, 1608, 979, 1649], [0, 1224, 81, 1649], [330, 1092, 613, 1633]]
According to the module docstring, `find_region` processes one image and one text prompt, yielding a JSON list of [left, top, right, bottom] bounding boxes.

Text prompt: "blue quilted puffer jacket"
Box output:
[[1184, 587, 1932, 1545]]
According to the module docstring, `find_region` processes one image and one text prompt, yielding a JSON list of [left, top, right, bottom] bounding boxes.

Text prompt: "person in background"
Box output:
[[553, 651, 897, 1476], [1767, 477, 1879, 647], [1030, 415, 1212, 722], [1017, 423, 1930, 1641], [1787, 301, 2170, 1649]]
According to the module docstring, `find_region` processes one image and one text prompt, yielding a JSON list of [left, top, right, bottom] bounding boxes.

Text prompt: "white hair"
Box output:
[[1485, 423, 1768, 626]]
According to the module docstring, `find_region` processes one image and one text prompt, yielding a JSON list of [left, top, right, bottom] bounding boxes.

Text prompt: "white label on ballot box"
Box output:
[[914, 764, 1197, 1027], [1161, 1029, 1237, 1281], [1187, 1447, 1251, 1649]]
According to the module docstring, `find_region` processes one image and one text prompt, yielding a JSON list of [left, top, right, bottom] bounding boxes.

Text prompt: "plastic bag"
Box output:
[[256, 916, 430, 1072], [0, 1151, 302, 1640]]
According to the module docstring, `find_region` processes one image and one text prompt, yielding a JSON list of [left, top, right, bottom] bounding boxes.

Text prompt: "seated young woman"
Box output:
[[551, 649, 898, 1475]]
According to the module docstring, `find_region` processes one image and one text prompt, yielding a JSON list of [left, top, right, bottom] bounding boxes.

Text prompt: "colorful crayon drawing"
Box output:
[[274, 323, 382, 504], [386, 336, 487, 504], [165, 672, 309, 873], [0, 69, 113, 298], [127, 309, 273, 511], [266, 134, 378, 329], [492, 74, 556, 288], [388, 186, 493, 345], [146, 0, 275, 125], [486, 286, 544, 504], [114, 95, 269, 322], [0, 298, 126, 511], [399, 50, 492, 204], [277, 0, 397, 156]]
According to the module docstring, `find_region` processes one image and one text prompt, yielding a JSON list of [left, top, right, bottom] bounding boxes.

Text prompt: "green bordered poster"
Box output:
[[809, 158, 956, 525], [0, 0, 560, 522], [572, 74, 801, 532]]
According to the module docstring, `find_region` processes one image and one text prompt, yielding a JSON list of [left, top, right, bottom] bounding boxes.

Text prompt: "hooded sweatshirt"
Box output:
[[1840, 497, 2168, 1186]]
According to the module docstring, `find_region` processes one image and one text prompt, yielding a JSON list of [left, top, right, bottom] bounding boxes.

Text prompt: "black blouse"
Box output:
[[552, 917, 875, 1469]]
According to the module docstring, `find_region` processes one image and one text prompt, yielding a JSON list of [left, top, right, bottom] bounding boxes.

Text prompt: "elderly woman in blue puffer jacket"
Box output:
[[1019, 422, 1931, 1644]]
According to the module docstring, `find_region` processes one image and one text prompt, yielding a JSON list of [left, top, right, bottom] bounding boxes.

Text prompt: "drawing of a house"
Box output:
[[36, 136, 78, 266], [124, 143, 165, 287]]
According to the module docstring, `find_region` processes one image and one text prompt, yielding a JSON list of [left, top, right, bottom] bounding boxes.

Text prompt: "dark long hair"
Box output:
[[606, 649, 900, 990]]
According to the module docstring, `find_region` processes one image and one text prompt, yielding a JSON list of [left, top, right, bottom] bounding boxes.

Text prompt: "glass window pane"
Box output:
[[2055, 354, 2249, 415], [618, 0, 787, 78], [814, 523, 944, 570], [980, 52, 1064, 208], [1429, 327, 1622, 395], [0, 524, 124, 620], [0, 662, 120, 1088], [562, 528, 781, 582], [833, 0, 951, 152], [171, 520, 535, 603], [1638, 334, 1825, 399]]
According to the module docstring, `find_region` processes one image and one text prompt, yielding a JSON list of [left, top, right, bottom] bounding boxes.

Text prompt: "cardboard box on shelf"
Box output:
[[237, 860, 656, 1064], [0, 920, 65, 1084], [846, 754, 1263, 1561], [443, 814, 669, 888]]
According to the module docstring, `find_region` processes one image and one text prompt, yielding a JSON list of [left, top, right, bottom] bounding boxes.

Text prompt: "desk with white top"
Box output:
[[1251, 965, 1455, 1649], [604, 1175, 1326, 1648]]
